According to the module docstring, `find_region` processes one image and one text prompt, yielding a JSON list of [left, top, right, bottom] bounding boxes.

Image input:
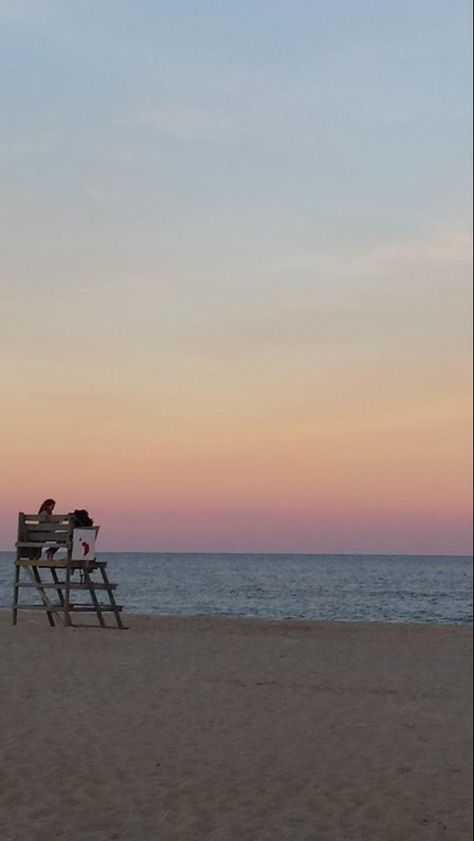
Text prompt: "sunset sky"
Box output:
[[0, 1, 472, 553]]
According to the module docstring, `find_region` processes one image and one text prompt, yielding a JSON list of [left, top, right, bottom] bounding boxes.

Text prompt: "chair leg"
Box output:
[[64, 565, 72, 627], [85, 568, 106, 628], [30, 567, 56, 627], [51, 568, 65, 610], [100, 565, 125, 629], [12, 563, 20, 625]]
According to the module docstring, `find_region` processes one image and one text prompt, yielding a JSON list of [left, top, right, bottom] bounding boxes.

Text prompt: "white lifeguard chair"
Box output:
[[12, 512, 125, 629]]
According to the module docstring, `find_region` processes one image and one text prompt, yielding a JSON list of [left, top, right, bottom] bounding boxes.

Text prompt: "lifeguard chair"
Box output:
[[12, 512, 125, 628]]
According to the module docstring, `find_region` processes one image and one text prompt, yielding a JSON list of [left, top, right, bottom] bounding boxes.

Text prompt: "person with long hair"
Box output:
[[38, 498, 56, 520], [37, 498, 57, 559]]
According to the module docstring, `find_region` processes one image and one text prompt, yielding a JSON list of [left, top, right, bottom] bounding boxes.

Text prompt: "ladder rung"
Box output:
[[68, 605, 123, 612], [15, 582, 117, 590], [14, 604, 123, 612], [16, 560, 107, 569]]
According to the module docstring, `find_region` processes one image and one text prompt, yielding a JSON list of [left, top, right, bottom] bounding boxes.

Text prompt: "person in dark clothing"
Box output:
[[73, 509, 94, 528]]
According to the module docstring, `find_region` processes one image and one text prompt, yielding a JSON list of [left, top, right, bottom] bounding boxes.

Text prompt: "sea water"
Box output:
[[0, 552, 472, 624]]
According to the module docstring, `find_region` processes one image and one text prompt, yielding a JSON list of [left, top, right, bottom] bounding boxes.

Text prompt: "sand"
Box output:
[[0, 612, 472, 841]]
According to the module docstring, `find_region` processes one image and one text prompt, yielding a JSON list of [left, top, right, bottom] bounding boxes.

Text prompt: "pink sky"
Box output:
[[1, 363, 471, 553]]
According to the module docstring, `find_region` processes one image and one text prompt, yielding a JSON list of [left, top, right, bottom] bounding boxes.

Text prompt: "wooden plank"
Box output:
[[22, 514, 71, 523], [63, 561, 72, 627], [14, 605, 123, 612], [17, 537, 69, 555], [12, 563, 20, 625], [17, 542, 70, 548], [22, 524, 70, 532], [16, 560, 107, 568], [15, 582, 117, 590], [21, 535, 69, 543], [68, 605, 123, 612], [17, 512, 26, 544], [14, 604, 64, 612], [16, 560, 68, 567], [18, 524, 69, 531]]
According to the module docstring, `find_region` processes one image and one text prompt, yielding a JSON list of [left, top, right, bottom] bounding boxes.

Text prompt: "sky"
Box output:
[[0, 0, 472, 553]]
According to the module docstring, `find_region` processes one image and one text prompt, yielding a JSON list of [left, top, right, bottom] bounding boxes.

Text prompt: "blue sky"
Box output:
[[2, 1, 471, 247]]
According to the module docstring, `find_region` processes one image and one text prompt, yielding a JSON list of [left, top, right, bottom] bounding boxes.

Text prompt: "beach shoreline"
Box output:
[[1, 612, 472, 840]]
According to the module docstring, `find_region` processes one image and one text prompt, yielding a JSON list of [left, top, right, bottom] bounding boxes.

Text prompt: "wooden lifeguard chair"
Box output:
[[12, 512, 125, 629]]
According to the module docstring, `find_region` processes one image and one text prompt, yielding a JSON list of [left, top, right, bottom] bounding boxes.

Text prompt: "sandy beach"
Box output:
[[0, 613, 472, 841]]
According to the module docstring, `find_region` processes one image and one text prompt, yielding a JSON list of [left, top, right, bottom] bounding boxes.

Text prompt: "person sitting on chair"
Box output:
[[38, 498, 56, 520], [34, 498, 57, 560], [73, 509, 94, 528]]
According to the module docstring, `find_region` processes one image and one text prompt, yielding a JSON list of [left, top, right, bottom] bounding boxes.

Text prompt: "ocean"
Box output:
[[0, 551, 472, 624]]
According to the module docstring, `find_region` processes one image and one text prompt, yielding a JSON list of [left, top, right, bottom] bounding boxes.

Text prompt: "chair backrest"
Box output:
[[17, 512, 74, 551]]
